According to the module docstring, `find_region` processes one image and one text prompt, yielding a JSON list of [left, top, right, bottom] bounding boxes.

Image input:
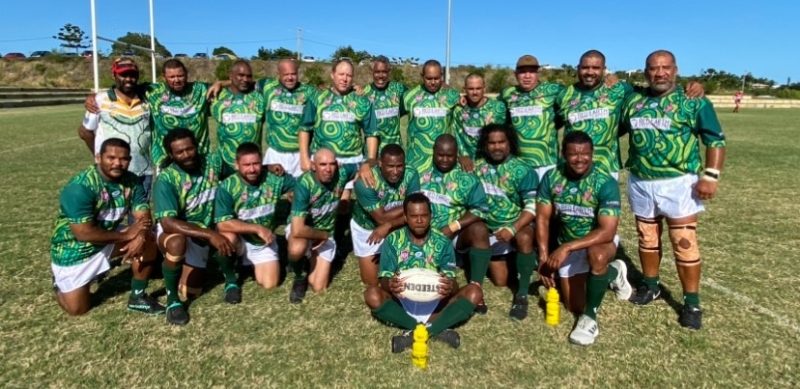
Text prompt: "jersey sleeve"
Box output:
[[60, 183, 96, 224], [130, 178, 149, 212], [362, 103, 379, 137], [537, 170, 553, 206], [153, 176, 179, 220], [453, 108, 470, 157], [407, 168, 421, 193], [354, 178, 382, 212], [493, 100, 507, 124], [696, 99, 726, 148], [300, 98, 317, 133], [597, 178, 621, 217], [290, 178, 311, 219], [465, 176, 489, 221], [518, 168, 539, 213], [436, 239, 457, 278], [280, 175, 297, 195], [378, 234, 399, 278], [213, 184, 235, 223], [341, 163, 359, 182]]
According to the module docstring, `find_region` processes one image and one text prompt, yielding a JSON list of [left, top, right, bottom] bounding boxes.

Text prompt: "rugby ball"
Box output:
[[398, 268, 444, 303]]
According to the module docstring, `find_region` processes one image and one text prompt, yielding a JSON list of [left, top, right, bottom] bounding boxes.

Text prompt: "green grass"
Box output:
[[0, 106, 799, 388]]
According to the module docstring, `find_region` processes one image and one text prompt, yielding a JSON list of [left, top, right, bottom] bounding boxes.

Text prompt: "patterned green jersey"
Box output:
[[419, 166, 489, 230], [301, 89, 378, 158], [154, 154, 222, 229], [362, 82, 407, 151], [50, 166, 149, 267], [498, 83, 565, 167], [353, 165, 420, 230], [256, 78, 317, 152], [290, 164, 358, 233], [145, 82, 211, 168], [379, 227, 456, 278], [452, 98, 507, 160], [556, 82, 634, 173], [214, 171, 296, 245], [403, 85, 461, 171], [620, 87, 726, 179], [537, 164, 620, 244], [210, 88, 266, 167], [474, 156, 539, 232]]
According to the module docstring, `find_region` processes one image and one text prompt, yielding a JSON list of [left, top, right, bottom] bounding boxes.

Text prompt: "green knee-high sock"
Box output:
[[428, 297, 477, 336], [468, 248, 492, 285], [162, 262, 182, 305], [214, 253, 237, 286], [372, 300, 418, 330], [644, 276, 660, 291], [130, 278, 149, 299], [684, 292, 700, 308], [289, 257, 305, 281], [516, 252, 537, 297], [584, 271, 611, 320]]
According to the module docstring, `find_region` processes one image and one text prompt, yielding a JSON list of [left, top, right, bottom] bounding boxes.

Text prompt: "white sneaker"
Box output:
[[569, 315, 599, 346], [609, 259, 633, 301]]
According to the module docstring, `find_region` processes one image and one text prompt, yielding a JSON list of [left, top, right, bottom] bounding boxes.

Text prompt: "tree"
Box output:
[[488, 69, 511, 93], [111, 32, 171, 57], [330, 45, 371, 63], [215, 60, 234, 81], [53, 24, 90, 54], [273, 47, 297, 59], [212, 46, 236, 56]]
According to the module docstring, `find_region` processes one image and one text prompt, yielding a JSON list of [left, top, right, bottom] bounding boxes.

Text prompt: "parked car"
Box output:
[[193, 53, 208, 59], [61, 52, 79, 57], [302, 56, 316, 62], [30, 51, 51, 58], [122, 49, 136, 57], [213, 53, 236, 60], [80, 50, 93, 57], [174, 53, 189, 58], [3, 52, 26, 59]]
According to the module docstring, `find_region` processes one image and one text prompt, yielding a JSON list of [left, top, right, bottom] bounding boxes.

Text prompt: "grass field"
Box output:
[[0, 106, 798, 388]]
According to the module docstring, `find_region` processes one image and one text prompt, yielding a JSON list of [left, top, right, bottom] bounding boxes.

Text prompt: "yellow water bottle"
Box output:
[[411, 324, 428, 369], [545, 287, 560, 326]]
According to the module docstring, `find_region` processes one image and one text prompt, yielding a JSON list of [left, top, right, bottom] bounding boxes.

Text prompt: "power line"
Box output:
[[161, 38, 294, 46], [0, 37, 53, 43], [302, 38, 340, 48]]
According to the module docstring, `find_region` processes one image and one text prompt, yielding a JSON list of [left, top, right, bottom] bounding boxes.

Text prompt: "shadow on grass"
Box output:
[[616, 244, 683, 315]]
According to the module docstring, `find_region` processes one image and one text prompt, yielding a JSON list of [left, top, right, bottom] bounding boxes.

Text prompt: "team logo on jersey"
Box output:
[[298, 94, 306, 104], [208, 170, 215, 182], [462, 112, 469, 121], [480, 165, 489, 175], [665, 104, 675, 113], [241, 192, 248, 202], [111, 190, 120, 197], [425, 254, 434, 264], [599, 94, 608, 103], [415, 251, 423, 258], [124, 188, 131, 200], [253, 190, 260, 197], [311, 193, 320, 203], [570, 188, 578, 194], [439, 96, 448, 104], [378, 189, 385, 199], [486, 112, 494, 122], [275, 89, 283, 96], [649, 103, 658, 108], [635, 103, 644, 111], [583, 190, 593, 201], [510, 94, 519, 103], [223, 100, 231, 108], [161, 93, 169, 102], [348, 100, 356, 109], [324, 98, 333, 107], [249, 101, 256, 110], [368, 95, 375, 103], [446, 181, 456, 191], [183, 181, 192, 191], [100, 190, 109, 202], [400, 250, 410, 261], [555, 184, 564, 194], [570, 99, 580, 107], [422, 172, 432, 183]]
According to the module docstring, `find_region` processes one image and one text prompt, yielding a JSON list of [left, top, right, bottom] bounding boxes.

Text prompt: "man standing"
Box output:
[[51, 138, 162, 316], [215, 142, 296, 290], [78, 58, 153, 197], [498, 55, 564, 180], [403, 60, 461, 171], [360, 56, 407, 151], [453, 73, 507, 173], [733, 90, 744, 113], [620, 50, 726, 330], [154, 129, 235, 326], [210, 60, 266, 179], [363, 193, 483, 353], [286, 148, 358, 303], [473, 124, 539, 319], [419, 135, 492, 314], [536, 132, 632, 345], [352, 144, 420, 286]]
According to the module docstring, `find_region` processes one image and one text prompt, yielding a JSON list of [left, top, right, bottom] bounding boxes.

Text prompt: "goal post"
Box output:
[[89, 0, 157, 92]]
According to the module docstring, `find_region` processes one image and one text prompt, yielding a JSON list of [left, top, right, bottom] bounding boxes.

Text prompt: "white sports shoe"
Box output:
[[609, 259, 633, 301], [569, 315, 599, 346]]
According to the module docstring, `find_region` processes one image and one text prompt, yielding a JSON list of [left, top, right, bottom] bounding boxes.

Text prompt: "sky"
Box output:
[[1, 0, 796, 83]]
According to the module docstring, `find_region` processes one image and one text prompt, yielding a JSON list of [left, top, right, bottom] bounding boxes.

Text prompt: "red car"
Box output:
[[3, 52, 26, 59]]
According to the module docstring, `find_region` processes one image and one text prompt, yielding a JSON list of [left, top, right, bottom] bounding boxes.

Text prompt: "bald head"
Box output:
[[314, 148, 335, 162], [645, 50, 678, 95], [434, 134, 457, 149], [312, 148, 337, 183], [277, 59, 299, 90], [646, 50, 676, 67], [433, 134, 457, 173]]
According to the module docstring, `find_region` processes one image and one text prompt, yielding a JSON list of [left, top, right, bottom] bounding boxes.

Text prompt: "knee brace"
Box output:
[[636, 218, 662, 253], [163, 234, 186, 263], [668, 223, 701, 266]]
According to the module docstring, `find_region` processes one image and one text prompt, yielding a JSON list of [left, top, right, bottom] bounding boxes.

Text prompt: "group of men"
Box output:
[[51, 48, 726, 350]]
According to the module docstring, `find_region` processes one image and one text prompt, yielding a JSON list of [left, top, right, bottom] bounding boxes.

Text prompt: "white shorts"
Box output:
[[237, 237, 279, 265], [559, 235, 620, 278], [285, 224, 337, 262], [610, 171, 619, 182], [52, 244, 114, 293], [489, 235, 512, 256], [351, 219, 382, 257], [534, 165, 556, 182], [156, 223, 210, 268], [264, 148, 302, 178], [627, 173, 704, 219]]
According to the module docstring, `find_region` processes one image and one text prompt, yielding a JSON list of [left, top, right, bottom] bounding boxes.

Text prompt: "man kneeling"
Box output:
[[364, 193, 483, 353]]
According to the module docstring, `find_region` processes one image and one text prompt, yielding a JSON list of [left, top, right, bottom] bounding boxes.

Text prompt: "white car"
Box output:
[[213, 53, 236, 60], [302, 56, 316, 62]]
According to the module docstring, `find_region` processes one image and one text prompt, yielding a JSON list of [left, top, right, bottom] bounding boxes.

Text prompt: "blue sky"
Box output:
[[1, 0, 795, 83]]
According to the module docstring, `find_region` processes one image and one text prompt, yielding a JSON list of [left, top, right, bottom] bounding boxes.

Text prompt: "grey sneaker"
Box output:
[[608, 260, 633, 301], [569, 315, 599, 346]]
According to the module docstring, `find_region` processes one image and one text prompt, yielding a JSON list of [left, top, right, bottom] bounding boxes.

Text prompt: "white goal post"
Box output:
[[89, 0, 157, 92]]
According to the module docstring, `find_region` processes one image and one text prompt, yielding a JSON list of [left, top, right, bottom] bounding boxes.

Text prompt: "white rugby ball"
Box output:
[[398, 268, 443, 303]]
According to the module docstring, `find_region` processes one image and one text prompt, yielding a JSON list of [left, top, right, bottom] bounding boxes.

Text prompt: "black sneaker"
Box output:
[[127, 294, 166, 315], [391, 330, 414, 354], [679, 305, 703, 330], [509, 296, 529, 320], [475, 299, 488, 315], [289, 278, 308, 304], [223, 284, 242, 305], [165, 302, 189, 326], [630, 285, 661, 306], [433, 329, 461, 349]]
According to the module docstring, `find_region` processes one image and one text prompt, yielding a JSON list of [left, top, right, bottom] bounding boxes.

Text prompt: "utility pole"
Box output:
[[445, 0, 452, 84], [742, 71, 747, 91], [297, 27, 302, 60]]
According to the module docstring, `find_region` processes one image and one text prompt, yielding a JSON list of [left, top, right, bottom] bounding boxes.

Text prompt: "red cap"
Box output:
[[112, 58, 139, 75]]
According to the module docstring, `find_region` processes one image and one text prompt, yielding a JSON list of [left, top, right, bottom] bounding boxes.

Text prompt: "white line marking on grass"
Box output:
[[0, 137, 75, 154], [703, 277, 800, 333]]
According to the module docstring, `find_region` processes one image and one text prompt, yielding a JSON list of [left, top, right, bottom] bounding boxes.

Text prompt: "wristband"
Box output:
[[702, 168, 720, 182], [448, 220, 462, 233]]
